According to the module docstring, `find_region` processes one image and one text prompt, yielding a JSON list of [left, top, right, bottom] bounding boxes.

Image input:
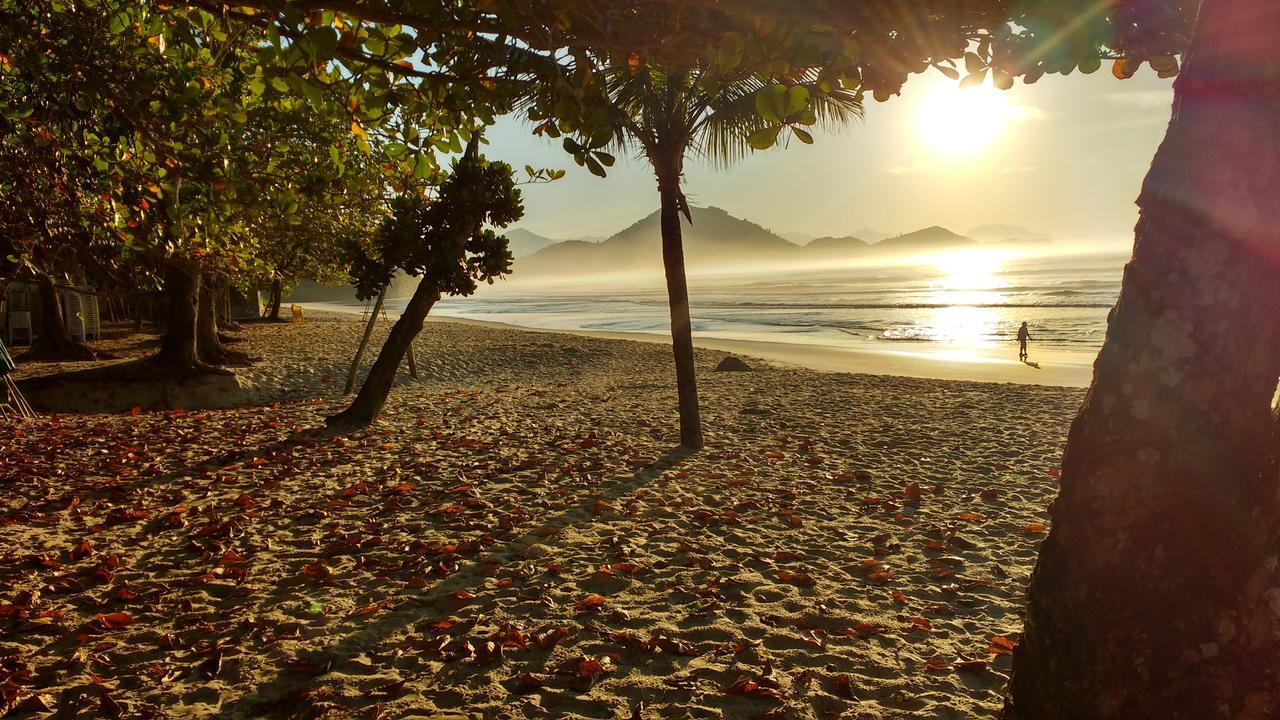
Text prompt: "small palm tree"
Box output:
[[544, 62, 861, 449]]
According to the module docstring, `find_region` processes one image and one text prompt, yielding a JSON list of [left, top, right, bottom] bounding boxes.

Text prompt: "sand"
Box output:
[[304, 302, 1098, 389], [0, 315, 1083, 719]]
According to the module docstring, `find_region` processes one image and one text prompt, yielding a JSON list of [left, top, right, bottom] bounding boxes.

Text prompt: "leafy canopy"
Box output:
[[349, 148, 524, 301]]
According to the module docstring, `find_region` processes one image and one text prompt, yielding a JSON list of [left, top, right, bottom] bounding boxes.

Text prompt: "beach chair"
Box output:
[[4, 283, 33, 345], [60, 287, 87, 342], [0, 338, 34, 420], [291, 304, 304, 322], [80, 286, 101, 340]]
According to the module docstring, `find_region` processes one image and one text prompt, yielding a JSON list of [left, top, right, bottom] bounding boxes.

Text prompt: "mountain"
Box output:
[[781, 232, 816, 244], [852, 227, 891, 244], [966, 224, 1054, 245], [873, 226, 975, 252], [504, 228, 607, 257], [518, 206, 800, 274], [504, 228, 558, 257], [516, 208, 985, 277], [805, 235, 872, 256]]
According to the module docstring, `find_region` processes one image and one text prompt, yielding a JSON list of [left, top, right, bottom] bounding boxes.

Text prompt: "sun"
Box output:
[[917, 81, 1012, 157]]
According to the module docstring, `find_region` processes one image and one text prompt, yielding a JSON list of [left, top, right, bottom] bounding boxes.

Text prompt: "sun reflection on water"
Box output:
[[922, 249, 1012, 347]]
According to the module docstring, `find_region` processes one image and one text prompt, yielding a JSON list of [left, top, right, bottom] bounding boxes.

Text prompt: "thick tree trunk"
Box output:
[[152, 259, 224, 375], [29, 273, 96, 360], [267, 278, 283, 321], [1005, 2, 1280, 718], [327, 280, 438, 430], [655, 155, 703, 450], [344, 286, 387, 395], [197, 274, 250, 367]]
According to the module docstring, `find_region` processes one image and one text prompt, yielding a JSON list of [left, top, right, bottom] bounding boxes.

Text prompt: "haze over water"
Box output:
[[426, 247, 1126, 362]]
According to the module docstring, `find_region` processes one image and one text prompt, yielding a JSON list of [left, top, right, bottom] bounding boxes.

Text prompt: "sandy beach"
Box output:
[[303, 302, 1098, 389], [1, 315, 1083, 719]]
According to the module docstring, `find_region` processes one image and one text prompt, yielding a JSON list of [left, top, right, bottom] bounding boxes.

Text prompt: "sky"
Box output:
[[483, 67, 1176, 244]]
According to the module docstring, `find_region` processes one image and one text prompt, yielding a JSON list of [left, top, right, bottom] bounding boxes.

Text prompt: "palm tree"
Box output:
[[551, 63, 861, 449]]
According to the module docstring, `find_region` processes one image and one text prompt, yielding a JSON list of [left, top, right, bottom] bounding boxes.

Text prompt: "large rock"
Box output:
[[714, 356, 753, 372]]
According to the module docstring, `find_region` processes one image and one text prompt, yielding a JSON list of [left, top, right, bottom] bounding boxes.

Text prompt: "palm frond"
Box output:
[[696, 74, 863, 169]]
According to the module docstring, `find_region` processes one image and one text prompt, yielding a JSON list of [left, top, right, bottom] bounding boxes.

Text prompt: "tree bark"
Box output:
[[197, 274, 250, 367], [152, 258, 224, 375], [1005, 2, 1280, 717], [327, 280, 438, 430], [267, 277, 283, 321], [655, 152, 703, 450], [29, 273, 97, 360], [344, 286, 387, 395]]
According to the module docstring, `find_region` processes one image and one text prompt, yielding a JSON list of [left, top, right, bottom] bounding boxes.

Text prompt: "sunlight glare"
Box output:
[[917, 82, 1012, 157], [936, 249, 1006, 290]]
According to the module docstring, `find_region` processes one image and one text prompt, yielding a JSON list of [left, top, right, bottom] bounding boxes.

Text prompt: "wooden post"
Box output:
[[344, 286, 387, 395]]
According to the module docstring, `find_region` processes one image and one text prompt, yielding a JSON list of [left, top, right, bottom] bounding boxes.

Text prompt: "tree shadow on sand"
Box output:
[[220, 445, 695, 717]]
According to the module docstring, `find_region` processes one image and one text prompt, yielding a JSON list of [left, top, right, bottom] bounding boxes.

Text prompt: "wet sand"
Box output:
[[305, 302, 1097, 388]]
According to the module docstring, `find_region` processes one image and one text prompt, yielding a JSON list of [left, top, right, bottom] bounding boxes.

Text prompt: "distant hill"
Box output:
[[505, 228, 606, 257], [286, 270, 422, 303], [515, 208, 993, 277], [805, 235, 871, 256], [852, 227, 891, 244], [967, 224, 1054, 245], [504, 228, 558, 257], [518, 206, 801, 274], [781, 231, 816, 244], [874, 226, 976, 252]]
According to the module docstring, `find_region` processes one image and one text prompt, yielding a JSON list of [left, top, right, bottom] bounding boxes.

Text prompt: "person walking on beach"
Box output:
[[1017, 321, 1032, 361]]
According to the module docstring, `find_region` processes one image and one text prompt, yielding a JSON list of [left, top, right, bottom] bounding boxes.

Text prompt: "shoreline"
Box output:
[[301, 301, 1097, 388]]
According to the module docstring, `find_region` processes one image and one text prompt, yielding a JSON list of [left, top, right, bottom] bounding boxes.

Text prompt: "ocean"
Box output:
[[418, 247, 1128, 357]]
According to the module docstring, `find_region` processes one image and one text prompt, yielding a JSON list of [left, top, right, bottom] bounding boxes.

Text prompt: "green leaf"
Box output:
[[588, 125, 614, 149], [747, 125, 783, 151], [412, 153, 432, 179], [959, 70, 988, 89], [964, 52, 986, 75], [792, 127, 814, 145], [935, 64, 960, 81], [591, 151, 615, 167], [755, 85, 789, 123], [784, 86, 809, 118], [298, 80, 323, 109], [584, 156, 606, 178]]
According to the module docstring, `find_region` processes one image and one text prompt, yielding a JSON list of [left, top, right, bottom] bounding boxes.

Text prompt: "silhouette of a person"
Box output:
[[1017, 321, 1032, 361]]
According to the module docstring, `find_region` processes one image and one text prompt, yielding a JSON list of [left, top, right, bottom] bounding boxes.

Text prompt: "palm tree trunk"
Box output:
[[327, 280, 439, 430], [656, 157, 703, 450], [1005, 1, 1280, 717]]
